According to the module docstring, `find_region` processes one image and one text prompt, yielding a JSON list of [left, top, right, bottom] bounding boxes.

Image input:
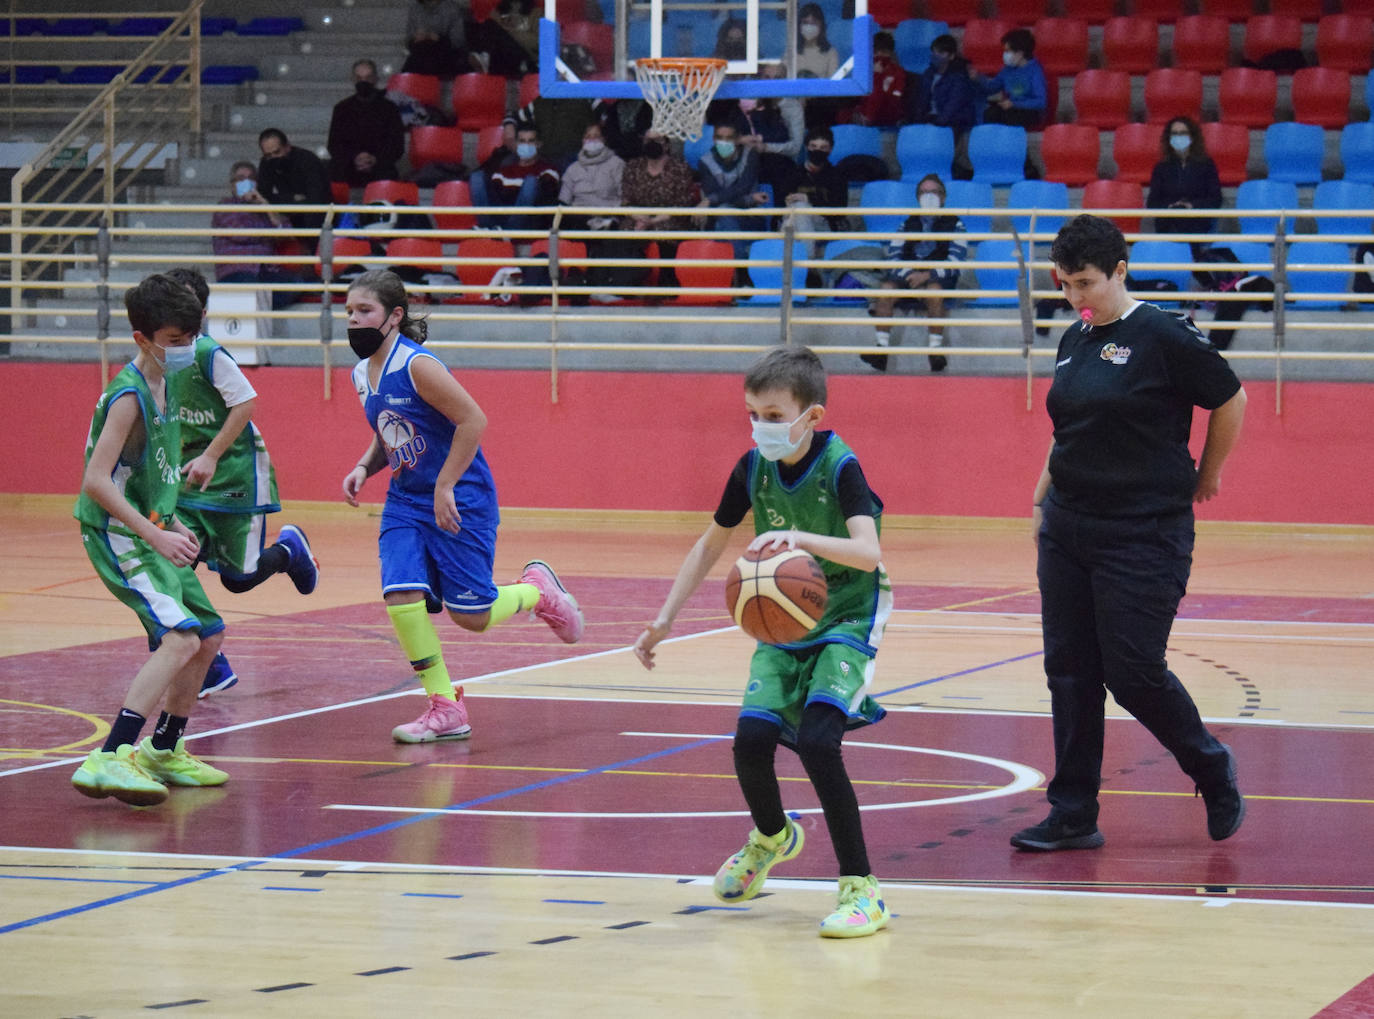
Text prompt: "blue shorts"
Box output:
[[378, 510, 499, 614]]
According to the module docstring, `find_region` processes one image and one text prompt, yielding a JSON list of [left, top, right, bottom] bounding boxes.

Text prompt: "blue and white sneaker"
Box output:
[[277, 524, 319, 595], [198, 652, 238, 699]]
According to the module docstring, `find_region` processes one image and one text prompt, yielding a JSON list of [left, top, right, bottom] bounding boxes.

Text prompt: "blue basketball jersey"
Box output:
[[353, 337, 499, 526]]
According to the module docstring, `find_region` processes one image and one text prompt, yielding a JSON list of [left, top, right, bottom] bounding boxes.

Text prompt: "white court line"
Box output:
[[1, 845, 1369, 912]]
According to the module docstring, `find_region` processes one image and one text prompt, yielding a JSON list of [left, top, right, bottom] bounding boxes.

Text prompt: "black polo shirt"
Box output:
[[1046, 301, 1242, 518]]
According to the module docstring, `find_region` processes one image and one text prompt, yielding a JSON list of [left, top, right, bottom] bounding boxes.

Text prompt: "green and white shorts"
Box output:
[[178, 506, 271, 579], [741, 641, 885, 746]]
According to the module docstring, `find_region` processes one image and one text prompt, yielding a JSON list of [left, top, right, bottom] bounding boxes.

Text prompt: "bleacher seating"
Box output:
[[1242, 15, 1303, 68], [1201, 122, 1251, 186], [1315, 14, 1374, 74], [1007, 180, 1070, 236], [1263, 123, 1325, 185], [1235, 179, 1301, 235], [1128, 239, 1194, 291], [1290, 67, 1352, 130], [1033, 18, 1090, 80], [968, 124, 1027, 185], [1082, 179, 1145, 233], [1112, 123, 1161, 185], [1340, 122, 1374, 185], [1073, 70, 1132, 130], [1101, 17, 1159, 74], [1218, 68, 1278, 128], [961, 19, 1011, 77], [1144, 68, 1203, 125], [1171, 16, 1230, 74], [1312, 180, 1374, 237], [743, 240, 809, 306], [451, 74, 507, 130], [942, 179, 995, 236], [1040, 124, 1099, 187], [897, 124, 955, 181]]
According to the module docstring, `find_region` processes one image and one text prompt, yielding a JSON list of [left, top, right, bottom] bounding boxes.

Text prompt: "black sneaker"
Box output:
[[1010, 816, 1105, 852], [860, 352, 888, 372], [928, 353, 948, 372], [1197, 743, 1245, 841]]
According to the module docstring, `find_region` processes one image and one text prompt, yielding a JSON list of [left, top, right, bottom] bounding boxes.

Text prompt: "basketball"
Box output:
[[724, 546, 828, 645]]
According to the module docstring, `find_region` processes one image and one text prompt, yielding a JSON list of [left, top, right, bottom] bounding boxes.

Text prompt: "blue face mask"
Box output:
[[751, 407, 815, 462], [160, 342, 195, 374], [1170, 134, 1191, 153], [714, 140, 736, 159], [516, 142, 537, 160]]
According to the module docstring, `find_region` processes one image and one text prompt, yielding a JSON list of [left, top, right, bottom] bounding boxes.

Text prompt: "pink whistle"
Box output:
[[1080, 308, 1094, 325]]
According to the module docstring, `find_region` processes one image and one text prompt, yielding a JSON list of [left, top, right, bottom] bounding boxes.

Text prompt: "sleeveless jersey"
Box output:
[[352, 337, 499, 526], [175, 335, 280, 514], [73, 362, 182, 535], [746, 432, 887, 655]]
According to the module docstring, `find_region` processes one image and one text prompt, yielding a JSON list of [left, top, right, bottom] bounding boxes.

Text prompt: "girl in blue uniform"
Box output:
[[340, 270, 583, 743]]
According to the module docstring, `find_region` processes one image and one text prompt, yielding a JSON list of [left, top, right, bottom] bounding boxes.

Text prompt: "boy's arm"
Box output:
[[82, 393, 200, 567], [633, 520, 735, 670], [752, 514, 881, 573], [410, 353, 488, 534], [182, 397, 256, 491]]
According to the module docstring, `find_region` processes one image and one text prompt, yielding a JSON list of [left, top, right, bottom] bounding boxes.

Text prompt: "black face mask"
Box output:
[[355, 80, 377, 98], [348, 325, 389, 359], [642, 140, 665, 160], [807, 149, 830, 168]]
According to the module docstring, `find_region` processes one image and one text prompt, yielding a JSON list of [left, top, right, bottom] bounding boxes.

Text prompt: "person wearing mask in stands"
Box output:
[[328, 59, 407, 190], [1147, 117, 1223, 238], [256, 128, 331, 254], [975, 28, 1047, 130]]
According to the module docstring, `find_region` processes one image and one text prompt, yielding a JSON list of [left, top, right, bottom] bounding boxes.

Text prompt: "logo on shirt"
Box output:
[[1099, 343, 1132, 365], [384, 395, 414, 406], [764, 507, 788, 528], [376, 409, 427, 471]]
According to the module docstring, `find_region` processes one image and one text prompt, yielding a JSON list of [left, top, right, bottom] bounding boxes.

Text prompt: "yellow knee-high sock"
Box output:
[[387, 601, 457, 698], [481, 582, 541, 631]]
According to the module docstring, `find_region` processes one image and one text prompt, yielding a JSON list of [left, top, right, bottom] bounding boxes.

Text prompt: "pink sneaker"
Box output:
[[520, 560, 584, 644], [391, 693, 471, 744]]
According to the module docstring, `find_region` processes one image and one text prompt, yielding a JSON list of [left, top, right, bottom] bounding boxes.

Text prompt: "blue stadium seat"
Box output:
[[236, 17, 306, 36], [1128, 238, 1194, 292], [1263, 122, 1324, 185], [1285, 240, 1352, 309], [15, 65, 59, 84], [46, 19, 109, 36], [972, 239, 1028, 306], [11, 19, 47, 36], [133, 64, 187, 84], [821, 239, 884, 305], [942, 179, 995, 236], [743, 239, 809, 305], [826, 16, 876, 62], [1339, 122, 1374, 185], [969, 124, 1027, 185], [109, 18, 174, 36], [896, 124, 954, 182], [829, 124, 883, 164], [58, 66, 123, 85], [894, 19, 950, 74], [202, 65, 260, 85], [1235, 179, 1301, 235], [200, 17, 237, 36], [1007, 180, 1070, 238], [664, 10, 719, 57], [1312, 179, 1374, 236], [682, 132, 713, 170], [859, 179, 913, 233]]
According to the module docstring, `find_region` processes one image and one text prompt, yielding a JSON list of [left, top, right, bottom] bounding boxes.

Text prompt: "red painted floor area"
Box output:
[[3, 579, 1371, 908]]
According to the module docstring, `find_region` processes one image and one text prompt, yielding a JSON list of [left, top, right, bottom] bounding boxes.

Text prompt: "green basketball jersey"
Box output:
[[746, 432, 889, 655], [174, 335, 280, 514], [73, 362, 182, 535]]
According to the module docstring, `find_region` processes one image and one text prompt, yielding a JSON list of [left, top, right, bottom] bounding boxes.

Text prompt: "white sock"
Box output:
[[874, 330, 890, 347], [929, 332, 945, 347]]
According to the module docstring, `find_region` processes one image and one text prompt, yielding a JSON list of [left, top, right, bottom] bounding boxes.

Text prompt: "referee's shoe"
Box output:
[[1197, 743, 1246, 841]]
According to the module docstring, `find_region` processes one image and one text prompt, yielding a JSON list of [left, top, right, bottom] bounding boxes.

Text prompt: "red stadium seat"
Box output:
[[386, 72, 441, 109], [363, 179, 420, 206], [1171, 16, 1230, 74], [518, 72, 540, 108], [1242, 15, 1303, 67], [1111, 122, 1162, 184], [1279, 0, 1324, 21], [1131, 0, 1184, 23], [1291, 66, 1352, 128], [529, 237, 590, 299], [1082, 179, 1144, 234], [451, 73, 507, 130], [987, 0, 1044, 23], [868, 0, 915, 29], [1199, 0, 1255, 22], [1218, 67, 1277, 127], [1033, 18, 1090, 79], [1316, 14, 1374, 73], [921, 0, 977, 26], [408, 126, 465, 171], [562, 21, 614, 72], [432, 179, 476, 233], [329, 179, 351, 204], [1073, 69, 1132, 129], [1102, 17, 1159, 74], [453, 236, 516, 303], [386, 237, 445, 275], [1144, 68, 1203, 124], [1062, 0, 1117, 24], [317, 236, 374, 279], [673, 239, 736, 305], [472, 0, 500, 21], [1040, 123, 1100, 185], [960, 19, 1011, 76], [1200, 121, 1251, 185], [472, 124, 505, 165]]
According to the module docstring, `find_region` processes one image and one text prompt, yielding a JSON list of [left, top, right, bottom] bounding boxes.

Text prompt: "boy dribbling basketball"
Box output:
[[633, 345, 892, 938]]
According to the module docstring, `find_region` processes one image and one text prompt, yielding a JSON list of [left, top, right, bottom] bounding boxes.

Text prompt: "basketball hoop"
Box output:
[[632, 57, 728, 142]]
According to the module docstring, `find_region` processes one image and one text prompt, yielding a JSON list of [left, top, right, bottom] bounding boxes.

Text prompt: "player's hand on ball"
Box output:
[[633, 622, 670, 670], [749, 529, 799, 554]]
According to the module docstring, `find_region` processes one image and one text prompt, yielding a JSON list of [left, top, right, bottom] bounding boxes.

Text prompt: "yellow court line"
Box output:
[[933, 586, 1040, 612], [0, 699, 108, 754]]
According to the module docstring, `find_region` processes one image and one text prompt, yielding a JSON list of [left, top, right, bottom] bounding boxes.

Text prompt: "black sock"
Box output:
[[152, 712, 188, 751], [102, 708, 146, 752], [220, 543, 290, 593]]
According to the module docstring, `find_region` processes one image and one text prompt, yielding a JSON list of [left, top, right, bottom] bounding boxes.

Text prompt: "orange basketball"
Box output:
[[724, 545, 829, 645]]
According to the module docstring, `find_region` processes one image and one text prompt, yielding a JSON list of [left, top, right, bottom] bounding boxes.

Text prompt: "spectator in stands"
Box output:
[[479, 114, 520, 176], [696, 121, 770, 263], [620, 128, 696, 284], [861, 174, 966, 374], [256, 128, 331, 254], [722, 63, 804, 203], [713, 18, 747, 61], [975, 27, 1047, 129], [210, 162, 302, 309], [780, 127, 851, 255], [402, 0, 473, 77], [328, 59, 407, 190], [470, 0, 539, 77], [908, 34, 980, 177], [559, 123, 625, 229], [797, 3, 842, 129], [468, 123, 560, 230], [1147, 117, 1223, 238], [850, 31, 905, 128]]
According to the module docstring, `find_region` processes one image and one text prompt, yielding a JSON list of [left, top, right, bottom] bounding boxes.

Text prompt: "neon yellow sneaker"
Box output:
[[72, 744, 168, 806], [134, 737, 229, 787], [713, 817, 805, 902], [819, 874, 890, 938]]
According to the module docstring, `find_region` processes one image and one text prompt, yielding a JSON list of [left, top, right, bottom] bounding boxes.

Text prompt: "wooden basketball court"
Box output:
[[2, 495, 1372, 1017]]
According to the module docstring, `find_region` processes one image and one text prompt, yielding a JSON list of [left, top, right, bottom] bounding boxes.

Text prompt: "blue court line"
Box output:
[[0, 873, 160, 887], [3, 650, 1034, 936]]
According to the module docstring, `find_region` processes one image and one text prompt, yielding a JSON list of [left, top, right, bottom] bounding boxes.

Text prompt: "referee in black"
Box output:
[[1012, 214, 1249, 852]]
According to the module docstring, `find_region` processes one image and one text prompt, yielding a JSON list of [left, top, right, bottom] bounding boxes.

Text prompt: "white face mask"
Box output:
[[1169, 134, 1191, 153], [158, 342, 196, 374], [1002, 50, 1018, 67], [918, 192, 941, 211], [751, 407, 816, 462], [800, 23, 820, 41], [582, 140, 604, 156]]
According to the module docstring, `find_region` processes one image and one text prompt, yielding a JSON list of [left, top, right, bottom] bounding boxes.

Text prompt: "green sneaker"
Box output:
[[71, 744, 168, 806], [819, 874, 890, 939], [713, 817, 805, 902], [134, 737, 229, 787]]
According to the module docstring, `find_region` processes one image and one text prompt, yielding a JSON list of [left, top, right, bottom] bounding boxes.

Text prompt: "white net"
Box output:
[[632, 58, 728, 142]]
